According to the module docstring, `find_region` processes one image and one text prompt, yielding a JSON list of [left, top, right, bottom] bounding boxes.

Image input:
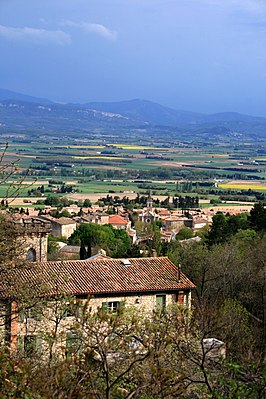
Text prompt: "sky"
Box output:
[[0, 0, 266, 116]]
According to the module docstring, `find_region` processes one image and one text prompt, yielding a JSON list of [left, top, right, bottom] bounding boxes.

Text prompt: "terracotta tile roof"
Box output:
[[159, 210, 170, 215], [1, 257, 195, 298], [108, 215, 128, 225]]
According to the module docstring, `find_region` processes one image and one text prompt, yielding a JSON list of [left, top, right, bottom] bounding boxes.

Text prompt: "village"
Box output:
[[0, 193, 234, 358], [3, 192, 254, 260]]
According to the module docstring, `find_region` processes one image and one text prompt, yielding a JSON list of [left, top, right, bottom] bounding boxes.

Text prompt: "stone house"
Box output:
[[192, 217, 208, 232], [39, 215, 76, 238], [80, 212, 109, 225], [0, 257, 195, 356], [162, 216, 187, 231], [59, 244, 81, 259]]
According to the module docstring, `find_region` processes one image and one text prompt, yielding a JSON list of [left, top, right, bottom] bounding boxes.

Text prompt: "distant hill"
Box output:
[[84, 99, 266, 127], [84, 99, 205, 125], [0, 88, 53, 104], [0, 89, 266, 138]]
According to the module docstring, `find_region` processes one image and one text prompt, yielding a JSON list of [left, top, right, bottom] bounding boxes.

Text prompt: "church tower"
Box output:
[[14, 217, 51, 262]]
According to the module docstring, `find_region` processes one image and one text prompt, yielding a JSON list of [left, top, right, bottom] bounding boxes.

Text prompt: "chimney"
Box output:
[[151, 249, 157, 257], [178, 263, 182, 282]]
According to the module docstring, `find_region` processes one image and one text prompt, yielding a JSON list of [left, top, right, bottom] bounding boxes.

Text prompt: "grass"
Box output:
[[57, 145, 105, 149], [73, 156, 128, 160]]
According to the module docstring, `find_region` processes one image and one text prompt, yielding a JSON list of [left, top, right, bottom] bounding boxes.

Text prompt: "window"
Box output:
[[184, 292, 189, 307], [21, 335, 42, 356], [24, 335, 37, 356], [61, 302, 74, 319], [19, 305, 42, 322], [26, 248, 36, 262], [27, 305, 42, 321], [156, 295, 166, 311], [65, 331, 82, 357], [102, 301, 125, 313]]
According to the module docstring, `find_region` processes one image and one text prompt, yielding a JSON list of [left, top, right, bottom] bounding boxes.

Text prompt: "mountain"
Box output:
[[84, 99, 266, 126], [0, 89, 266, 138], [84, 99, 205, 125], [0, 88, 53, 104], [0, 100, 142, 134]]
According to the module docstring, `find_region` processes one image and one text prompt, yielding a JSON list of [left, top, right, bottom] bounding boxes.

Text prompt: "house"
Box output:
[[39, 215, 76, 238], [60, 204, 80, 215], [80, 212, 109, 225], [162, 216, 187, 231], [59, 244, 81, 259], [108, 214, 131, 230], [0, 257, 195, 354], [192, 217, 208, 232]]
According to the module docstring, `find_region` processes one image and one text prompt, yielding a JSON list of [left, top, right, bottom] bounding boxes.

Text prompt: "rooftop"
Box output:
[[108, 215, 128, 225], [1, 257, 195, 298]]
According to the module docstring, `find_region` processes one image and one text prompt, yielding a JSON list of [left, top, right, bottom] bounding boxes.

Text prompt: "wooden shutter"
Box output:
[[156, 295, 166, 309], [102, 302, 108, 313]]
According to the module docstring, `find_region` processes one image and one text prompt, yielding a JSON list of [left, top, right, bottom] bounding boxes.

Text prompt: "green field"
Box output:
[[1, 134, 266, 206]]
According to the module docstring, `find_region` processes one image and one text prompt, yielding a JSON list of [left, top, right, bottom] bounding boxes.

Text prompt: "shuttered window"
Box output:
[[65, 331, 82, 357], [156, 295, 166, 310]]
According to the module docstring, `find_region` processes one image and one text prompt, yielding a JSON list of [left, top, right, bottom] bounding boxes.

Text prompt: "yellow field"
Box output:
[[111, 144, 165, 150], [219, 183, 266, 190]]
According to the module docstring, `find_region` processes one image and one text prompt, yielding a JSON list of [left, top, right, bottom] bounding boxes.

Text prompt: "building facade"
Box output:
[[0, 257, 195, 356]]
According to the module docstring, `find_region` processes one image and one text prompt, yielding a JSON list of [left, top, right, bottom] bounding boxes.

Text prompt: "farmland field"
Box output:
[[219, 181, 266, 191], [1, 131, 266, 206]]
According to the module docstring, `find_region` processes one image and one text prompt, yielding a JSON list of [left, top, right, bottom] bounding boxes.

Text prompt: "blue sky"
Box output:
[[0, 0, 266, 116]]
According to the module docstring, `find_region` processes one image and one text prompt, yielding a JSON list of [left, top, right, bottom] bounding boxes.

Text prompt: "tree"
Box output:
[[83, 198, 92, 207], [249, 202, 266, 232], [0, 293, 265, 399], [69, 223, 131, 258], [176, 227, 193, 241], [79, 240, 88, 260]]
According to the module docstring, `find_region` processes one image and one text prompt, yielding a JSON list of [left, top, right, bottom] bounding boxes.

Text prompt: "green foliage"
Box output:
[[249, 202, 266, 232], [69, 222, 131, 257], [1, 302, 265, 399], [167, 232, 266, 363], [176, 226, 194, 241], [207, 204, 266, 247], [82, 198, 91, 207], [43, 195, 75, 208], [207, 212, 249, 245]]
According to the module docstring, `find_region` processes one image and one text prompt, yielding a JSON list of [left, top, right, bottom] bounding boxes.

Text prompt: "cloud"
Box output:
[[62, 20, 117, 41], [0, 25, 71, 45]]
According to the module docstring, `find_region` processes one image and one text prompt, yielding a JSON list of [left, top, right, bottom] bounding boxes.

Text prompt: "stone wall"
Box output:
[[1, 290, 192, 357], [24, 233, 48, 262]]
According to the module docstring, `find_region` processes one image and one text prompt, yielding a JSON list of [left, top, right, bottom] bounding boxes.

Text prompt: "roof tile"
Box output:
[[1, 257, 195, 298]]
